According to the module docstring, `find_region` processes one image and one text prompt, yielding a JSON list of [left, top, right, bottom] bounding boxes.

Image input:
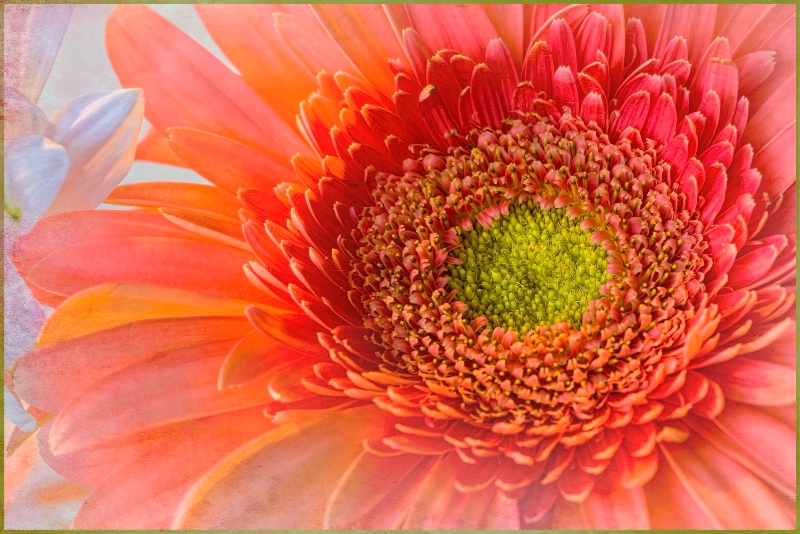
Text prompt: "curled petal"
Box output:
[[44, 89, 144, 216]]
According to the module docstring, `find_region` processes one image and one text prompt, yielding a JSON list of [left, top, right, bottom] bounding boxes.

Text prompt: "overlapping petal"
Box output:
[[6, 3, 796, 530]]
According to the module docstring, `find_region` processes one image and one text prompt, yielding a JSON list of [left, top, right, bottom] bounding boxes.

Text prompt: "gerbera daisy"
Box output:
[[8, 3, 796, 529]]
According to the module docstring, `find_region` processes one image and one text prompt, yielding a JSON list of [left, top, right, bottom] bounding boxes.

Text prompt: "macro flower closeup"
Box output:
[[6, 3, 796, 529]]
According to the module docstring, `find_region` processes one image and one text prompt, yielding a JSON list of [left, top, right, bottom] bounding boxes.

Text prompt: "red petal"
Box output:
[[521, 41, 554, 95], [547, 18, 578, 78], [643, 92, 677, 145], [579, 91, 606, 129], [552, 65, 579, 112]]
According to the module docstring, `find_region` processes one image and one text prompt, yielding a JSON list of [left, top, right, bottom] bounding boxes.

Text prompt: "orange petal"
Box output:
[[166, 127, 297, 194], [36, 283, 249, 346], [194, 4, 317, 128], [105, 181, 242, 218], [135, 126, 185, 166], [159, 207, 248, 251], [312, 5, 405, 97]]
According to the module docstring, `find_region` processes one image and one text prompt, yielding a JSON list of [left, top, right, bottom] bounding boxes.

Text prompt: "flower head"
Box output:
[[8, 3, 796, 529]]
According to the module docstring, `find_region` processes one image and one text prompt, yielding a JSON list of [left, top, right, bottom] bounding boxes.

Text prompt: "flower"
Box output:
[[3, 4, 144, 431], [8, 3, 796, 529]]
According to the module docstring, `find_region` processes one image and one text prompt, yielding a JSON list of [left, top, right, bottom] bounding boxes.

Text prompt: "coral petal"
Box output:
[[324, 452, 433, 528], [167, 127, 296, 194], [105, 182, 241, 219], [174, 406, 386, 528], [661, 438, 795, 529], [106, 5, 307, 158], [581, 485, 650, 528], [72, 407, 274, 528], [704, 357, 795, 406], [26, 236, 267, 304]]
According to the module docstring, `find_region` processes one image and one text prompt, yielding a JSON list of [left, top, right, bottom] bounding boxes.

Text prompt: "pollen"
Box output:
[[450, 203, 610, 330]]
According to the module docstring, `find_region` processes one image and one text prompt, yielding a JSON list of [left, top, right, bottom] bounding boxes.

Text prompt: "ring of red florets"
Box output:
[[352, 109, 708, 440]]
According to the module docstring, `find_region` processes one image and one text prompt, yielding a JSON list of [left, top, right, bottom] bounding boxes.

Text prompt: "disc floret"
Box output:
[[450, 202, 611, 331]]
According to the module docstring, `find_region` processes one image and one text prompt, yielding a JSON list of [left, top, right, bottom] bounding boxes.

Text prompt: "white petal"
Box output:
[[3, 4, 73, 103], [44, 89, 144, 215], [5, 388, 36, 432], [4, 135, 70, 229], [3, 86, 49, 139]]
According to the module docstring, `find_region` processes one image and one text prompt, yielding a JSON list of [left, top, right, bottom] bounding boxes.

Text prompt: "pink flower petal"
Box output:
[[581, 485, 650, 528], [685, 406, 795, 499], [12, 312, 250, 414], [324, 451, 434, 528], [46, 335, 273, 456], [174, 405, 386, 528], [482, 4, 526, 67], [704, 357, 795, 406], [653, 4, 717, 67], [105, 5, 308, 159], [642, 92, 677, 145], [660, 437, 795, 529], [72, 407, 275, 529], [26, 236, 270, 305]]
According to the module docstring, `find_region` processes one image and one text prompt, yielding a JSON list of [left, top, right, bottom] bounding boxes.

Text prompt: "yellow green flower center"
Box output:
[[450, 201, 610, 331]]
